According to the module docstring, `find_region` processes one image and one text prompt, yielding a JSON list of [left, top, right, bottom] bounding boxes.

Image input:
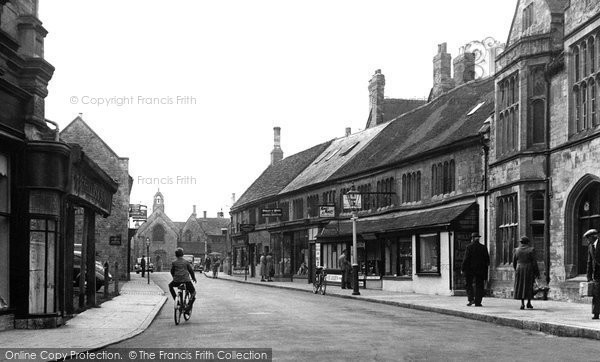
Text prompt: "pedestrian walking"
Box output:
[[260, 252, 267, 282], [140, 255, 146, 278], [212, 257, 221, 278], [513, 236, 540, 310], [338, 250, 351, 289], [205, 257, 211, 276], [585, 229, 600, 319], [461, 232, 490, 307], [266, 252, 274, 282]]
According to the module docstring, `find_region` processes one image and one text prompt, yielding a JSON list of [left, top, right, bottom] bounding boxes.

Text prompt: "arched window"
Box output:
[[443, 161, 449, 194], [416, 172, 421, 201], [402, 174, 407, 203], [498, 113, 504, 154], [575, 86, 582, 132], [152, 224, 165, 242], [583, 83, 589, 129], [591, 79, 597, 127], [575, 46, 580, 81], [449, 160, 455, 192], [437, 163, 443, 195], [590, 37, 596, 74]]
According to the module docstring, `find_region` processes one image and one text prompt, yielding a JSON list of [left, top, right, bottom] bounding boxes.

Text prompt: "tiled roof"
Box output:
[[232, 141, 332, 209], [332, 78, 494, 180], [545, 0, 568, 12], [382, 98, 427, 123], [281, 124, 388, 193], [197, 217, 231, 235], [173, 222, 186, 231]]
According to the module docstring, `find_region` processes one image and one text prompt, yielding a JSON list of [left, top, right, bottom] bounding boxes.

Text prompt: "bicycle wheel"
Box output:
[[320, 280, 327, 295], [174, 293, 182, 325], [183, 292, 192, 321], [312, 281, 318, 294]]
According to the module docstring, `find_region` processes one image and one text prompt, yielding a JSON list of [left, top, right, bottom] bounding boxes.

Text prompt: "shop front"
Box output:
[[8, 141, 117, 329], [317, 202, 479, 295], [231, 235, 247, 276]]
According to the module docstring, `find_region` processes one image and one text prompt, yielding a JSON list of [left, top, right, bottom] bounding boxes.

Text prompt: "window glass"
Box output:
[[398, 237, 412, 277], [417, 233, 439, 274]]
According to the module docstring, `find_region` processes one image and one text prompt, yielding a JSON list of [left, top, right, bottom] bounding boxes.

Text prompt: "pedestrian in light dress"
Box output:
[[260, 252, 267, 282], [513, 236, 540, 310]]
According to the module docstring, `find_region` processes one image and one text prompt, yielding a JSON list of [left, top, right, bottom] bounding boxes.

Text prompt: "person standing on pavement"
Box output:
[[140, 255, 146, 278], [338, 250, 351, 289], [260, 252, 267, 282], [461, 232, 490, 307], [585, 229, 600, 319], [266, 252, 274, 282], [212, 257, 221, 278], [513, 236, 540, 310]]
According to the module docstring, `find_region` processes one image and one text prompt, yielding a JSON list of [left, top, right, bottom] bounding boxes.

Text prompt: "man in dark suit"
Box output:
[[461, 233, 490, 307], [585, 229, 600, 319], [140, 256, 146, 278]]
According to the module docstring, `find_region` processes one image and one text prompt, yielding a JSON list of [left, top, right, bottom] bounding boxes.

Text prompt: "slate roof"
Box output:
[[232, 141, 332, 209], [366, 98, 427, 129], [331, 78, 495, 180], [545, 0, 568, 12], [319, 202, 476, 238], [280, 123, 389, 193]]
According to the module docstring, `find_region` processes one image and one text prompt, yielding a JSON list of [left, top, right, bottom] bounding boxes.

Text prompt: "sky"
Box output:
[[40, 0, 516, 222]]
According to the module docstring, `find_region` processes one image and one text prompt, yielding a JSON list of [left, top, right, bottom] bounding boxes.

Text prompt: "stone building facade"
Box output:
[[60, 116, 133, 281]]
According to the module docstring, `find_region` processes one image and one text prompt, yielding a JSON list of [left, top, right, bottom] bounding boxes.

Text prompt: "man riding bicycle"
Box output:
[[168, 248, 197, 311]]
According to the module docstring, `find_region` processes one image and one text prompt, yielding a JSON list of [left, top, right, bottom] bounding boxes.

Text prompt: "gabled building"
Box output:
[[488, 0, 600, 301], [60, 115, 133, 281]]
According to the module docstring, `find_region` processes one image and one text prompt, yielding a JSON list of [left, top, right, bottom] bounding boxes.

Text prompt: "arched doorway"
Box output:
[[566, 175, 600, 278]]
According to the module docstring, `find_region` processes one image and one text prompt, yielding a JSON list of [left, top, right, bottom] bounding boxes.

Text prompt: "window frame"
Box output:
[[416, 232, 441, 276]]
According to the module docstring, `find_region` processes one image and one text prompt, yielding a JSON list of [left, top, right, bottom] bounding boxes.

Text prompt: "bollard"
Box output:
[[103, 262, 109, 299], [114, 262, 119, 295]]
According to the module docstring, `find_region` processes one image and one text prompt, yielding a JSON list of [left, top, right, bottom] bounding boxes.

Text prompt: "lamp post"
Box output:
[[346, 185, 361, 296], [146, 237, 150, 285]]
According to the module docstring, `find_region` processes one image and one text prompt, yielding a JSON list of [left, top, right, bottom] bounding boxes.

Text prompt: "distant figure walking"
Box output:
[[461, 232, 490, 307], [585, 229, 600, 319], [260, 252, 267, 282], [338, 250, 351, 289], [140, 256, 146, 278], [212, 257, 221, 278], [266, 252, 274, 282], [513, 236, 540, 310], [205, 257, 211, 276]]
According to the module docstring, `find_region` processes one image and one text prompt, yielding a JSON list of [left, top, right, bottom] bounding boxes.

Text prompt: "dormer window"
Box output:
[[522, 3, 533, 31]]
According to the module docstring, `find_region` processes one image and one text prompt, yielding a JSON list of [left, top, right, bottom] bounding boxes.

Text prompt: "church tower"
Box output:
[[153, 189, 164, 213]]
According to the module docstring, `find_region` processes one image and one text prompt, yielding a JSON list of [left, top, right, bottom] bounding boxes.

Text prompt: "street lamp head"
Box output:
[[346, 184, 360, 210], [146, 237, 150, 247]]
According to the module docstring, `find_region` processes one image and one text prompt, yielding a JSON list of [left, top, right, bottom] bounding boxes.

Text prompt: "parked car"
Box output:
[[73, 251, 112, 291], [193, 260, 204, 272], [134, 257, 154, 274]]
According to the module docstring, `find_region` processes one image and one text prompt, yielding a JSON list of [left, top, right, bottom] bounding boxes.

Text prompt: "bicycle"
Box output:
[[174, 283, 193, 325], [312, 266, 327, 295]]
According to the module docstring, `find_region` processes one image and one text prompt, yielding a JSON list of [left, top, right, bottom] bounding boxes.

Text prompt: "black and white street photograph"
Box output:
[[2, 0, 600, 361]]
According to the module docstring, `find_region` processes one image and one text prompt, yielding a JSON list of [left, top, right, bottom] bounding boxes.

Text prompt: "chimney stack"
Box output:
[[270, 126, 283, 165], [232, 193, 236, 204], [203, 210, 207, 219], [193, 205, 197, 215], [432, 43, 454, 99], [345, 127, 351, 136], [453, 47, 476, 86], [367, 69, 385, 128]]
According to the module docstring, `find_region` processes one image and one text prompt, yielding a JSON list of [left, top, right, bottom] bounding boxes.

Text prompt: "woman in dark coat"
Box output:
[[513, 236, 540, 309]]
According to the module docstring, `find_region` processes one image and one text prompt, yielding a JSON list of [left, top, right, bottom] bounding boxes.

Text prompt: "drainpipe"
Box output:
[[544, 66, 553, 286]]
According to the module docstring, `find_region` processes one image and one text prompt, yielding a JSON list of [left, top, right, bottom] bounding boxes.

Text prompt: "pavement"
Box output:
[[1, 271, 600, 359]]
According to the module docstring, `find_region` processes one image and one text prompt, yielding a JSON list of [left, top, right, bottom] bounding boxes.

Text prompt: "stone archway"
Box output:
[[565, 174, 600, 278]]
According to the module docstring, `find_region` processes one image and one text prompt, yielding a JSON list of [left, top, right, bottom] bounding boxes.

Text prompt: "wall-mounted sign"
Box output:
[[325, 274, 342, 283], [315, 242, 321, 267], [239, 224, 255, 233], [71, 171, 112, 214], [319, 205, 335, 218], [109, 235, 122, 245], [129, 204, 148, 221], [261, 208, 282, 217]]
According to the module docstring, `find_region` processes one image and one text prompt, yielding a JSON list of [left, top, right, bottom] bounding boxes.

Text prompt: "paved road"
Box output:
[[107, 273, 600, 361]]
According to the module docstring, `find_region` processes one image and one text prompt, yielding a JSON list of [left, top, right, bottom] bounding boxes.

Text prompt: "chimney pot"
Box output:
[[193, 205, 196, 215]]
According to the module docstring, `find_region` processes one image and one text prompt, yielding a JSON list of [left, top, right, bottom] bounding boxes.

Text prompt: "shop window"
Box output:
[[152, 224, 165, 241], [322, 243, 344, 269], [384, 237, 412, 277], [416, 233, 439, 275], [366, 240, 381, 276], [0, 153, 8, 310], [497, 193, 518, 265], [28, 190, 60, 314]]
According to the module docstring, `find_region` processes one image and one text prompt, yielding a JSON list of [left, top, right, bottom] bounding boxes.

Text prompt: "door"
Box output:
[[453, 232, 471, 291], [578, 183, 600, 274]]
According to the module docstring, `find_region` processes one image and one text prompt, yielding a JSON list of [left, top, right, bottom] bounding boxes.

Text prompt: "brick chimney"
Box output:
[[432, 43, 454, 99], [453, 47, 476, 86], [368, 69, 385, 128], [203, 210, 207, 219], [270, 126, 283, 165], [345, 127, 351, 136]]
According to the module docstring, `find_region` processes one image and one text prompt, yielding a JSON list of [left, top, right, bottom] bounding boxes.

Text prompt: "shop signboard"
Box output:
[[239, 224, 255, 233], [343, 194, 361, 210], [315, 242, 321, 267], [109, 235, 122, 245], [318, 205, 335, 218], [129, 204, 148, 221], [261, 208, 282, 217], [326, 274, 342, 283]]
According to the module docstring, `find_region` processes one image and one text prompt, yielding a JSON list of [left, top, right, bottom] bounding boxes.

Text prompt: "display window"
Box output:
[[321, 243, 344, 269], [417, 233, 440, 275], [384, 236, 412, 277]]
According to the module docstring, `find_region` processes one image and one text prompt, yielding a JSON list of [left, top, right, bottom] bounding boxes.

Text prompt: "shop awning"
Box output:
[[318, 202, 476, 239]]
